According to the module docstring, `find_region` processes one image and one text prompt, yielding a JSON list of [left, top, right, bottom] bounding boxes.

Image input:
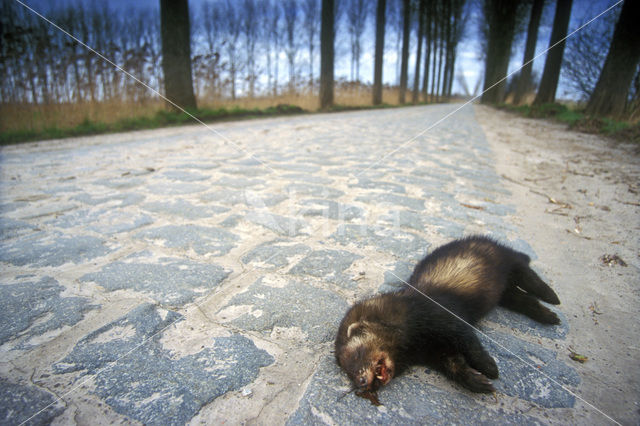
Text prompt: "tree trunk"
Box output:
[[412, 0, 425, 103], [513, 0, 544, 105], [320, 0, 335, 109], [421, 1, 432, 101], [160, 0, 196, 110], [399, 0, 410, 104], [373, 0, 386, 105], [436, 3, 444, 101], [429, 2, 438, 100], [480, 0, 521, 104], [533, 0, 573, 105], [586, 0, 640, 118], [442, 0, 451, 100]]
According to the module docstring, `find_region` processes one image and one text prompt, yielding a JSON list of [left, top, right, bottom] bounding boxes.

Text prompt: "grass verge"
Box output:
[[0, 104, 306, 145], [500, 103, 640, 145]]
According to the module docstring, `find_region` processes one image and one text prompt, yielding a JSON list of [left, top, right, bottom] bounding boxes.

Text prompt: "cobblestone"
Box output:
[[0, 104, 581, 424]]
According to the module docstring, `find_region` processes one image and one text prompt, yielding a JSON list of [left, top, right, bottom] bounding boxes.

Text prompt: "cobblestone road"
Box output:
[[1, 104, 578, 424]]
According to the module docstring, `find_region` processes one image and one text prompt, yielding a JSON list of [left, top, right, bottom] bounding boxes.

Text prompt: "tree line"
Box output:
[[1, 0, 638, 119], [0, 0, 468, 109], [480, 0, 639, 118]]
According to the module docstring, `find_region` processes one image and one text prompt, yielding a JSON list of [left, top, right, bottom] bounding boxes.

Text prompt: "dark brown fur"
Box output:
[[335, 236, 561, 401]]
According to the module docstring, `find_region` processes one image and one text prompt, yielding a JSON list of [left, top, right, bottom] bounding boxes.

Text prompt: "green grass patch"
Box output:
[[501, 102, 638, 144]]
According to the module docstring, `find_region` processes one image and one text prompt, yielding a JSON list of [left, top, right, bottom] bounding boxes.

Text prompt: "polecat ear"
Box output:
[[347, 322, 362, 338]]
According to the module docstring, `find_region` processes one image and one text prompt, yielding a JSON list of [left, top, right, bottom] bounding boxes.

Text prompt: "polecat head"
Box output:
[[337, 321, 395, 391]]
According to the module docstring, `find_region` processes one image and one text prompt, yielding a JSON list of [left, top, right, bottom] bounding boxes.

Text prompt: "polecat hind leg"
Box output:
[[511, 265, 561, 305], [500, 286, 560, 324], [443, 354, 495, 393]]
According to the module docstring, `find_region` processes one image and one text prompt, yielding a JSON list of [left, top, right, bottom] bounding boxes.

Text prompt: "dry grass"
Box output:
[[0, 87, 410, 134], [0, 100, 165, 133]]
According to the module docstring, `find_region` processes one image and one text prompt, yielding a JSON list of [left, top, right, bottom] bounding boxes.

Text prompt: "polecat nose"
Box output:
[[358, 376, 367, 387]]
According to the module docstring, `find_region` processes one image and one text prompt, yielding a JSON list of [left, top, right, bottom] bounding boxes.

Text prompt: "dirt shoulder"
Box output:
[[475, 105, 640, 425]]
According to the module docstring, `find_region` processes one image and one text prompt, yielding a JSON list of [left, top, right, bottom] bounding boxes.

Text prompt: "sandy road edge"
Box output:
[[475, 105, 640, 426]]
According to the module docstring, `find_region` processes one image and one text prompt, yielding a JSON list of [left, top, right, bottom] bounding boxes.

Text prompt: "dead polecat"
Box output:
[[335, 236, 561, 404]]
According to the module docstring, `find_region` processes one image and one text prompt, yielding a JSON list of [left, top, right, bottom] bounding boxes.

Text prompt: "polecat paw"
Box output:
[[461, 368, 495, 393]]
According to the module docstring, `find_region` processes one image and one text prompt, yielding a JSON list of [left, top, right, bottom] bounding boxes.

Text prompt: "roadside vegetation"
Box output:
[[500, 103, 640, 145]]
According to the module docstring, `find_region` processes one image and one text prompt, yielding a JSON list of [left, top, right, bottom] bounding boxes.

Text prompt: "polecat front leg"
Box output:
[[430, 323, 498, 393], [458, 330, 499, 380], [442, 354, 495, 393]]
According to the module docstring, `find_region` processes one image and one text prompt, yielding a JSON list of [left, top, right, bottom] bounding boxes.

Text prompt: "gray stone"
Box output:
[[289, 249, 362, 288], [134, 225, 238, 256], [142, 199, 228, 219], [147, 183, 209, 195], [298, 199, 364, 221], [0, 379, 65, 425], [200, 189, 287, 207], [331, 224, 429, 261], [47, 208, 153, 235], [93, 176, 145, 189], [276, 163, 321, 173], [72, 192, 145, 207], [220, 214, 243, 228], [175, 162, 219, 170], [220, 166, 267, 176], [80, 256, 231, 306], [162, 170, 209, 182], [282, 173, 333, 185], [214, 176, 265, 188], [393, 174, 450, 190], [379, 210, 426, 231], [0, 217, 38, 240], [289, 356, 542, 425], [380, 260, 417, 293], [422, 216, 466, 239], [0, 276, 98, 347], [355, 193, 425, 211], [54, 304, 273, 426], [242, 239, 311, 268], [221, 278, 348, 343], [245, 211, 307, 237], [0, 232, 112, 267], [349, 177, 406, 194], [480, 328, 579, 408], [286, 183, 344, 199]]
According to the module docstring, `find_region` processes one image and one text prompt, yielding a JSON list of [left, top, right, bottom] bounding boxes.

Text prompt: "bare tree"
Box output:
[[444, 0, 465, 98], [160, 0, 196, 109], [533, 0, 573, 105], [421, 0, 433, 101], [346, 0, 368, 82], [201, 1, 224, 98], [242, 0, 258, 97], [283, 0, 298, 93], [513, 0, 545, 105], [586, 0, 640, 117], [398, 0, 410, 103], [562, 6, 618, 100], [373, 0, 387, 105], [221, 0, 242, 100], [302, 0, 320, 88], [266, 0, 282, 96], [320, 0, 335, 108], [480, 0, 523, 104], [412, 0, 425, 103]]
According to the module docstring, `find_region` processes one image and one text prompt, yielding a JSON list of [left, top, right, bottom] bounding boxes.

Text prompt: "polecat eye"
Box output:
[[357, 376, 368, 387]]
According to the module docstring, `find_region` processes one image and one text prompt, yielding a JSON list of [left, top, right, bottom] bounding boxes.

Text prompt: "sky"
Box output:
[[18, 0, 624, 100]]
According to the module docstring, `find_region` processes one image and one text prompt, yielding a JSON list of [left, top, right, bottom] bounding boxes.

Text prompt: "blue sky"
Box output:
[[20, 0, 623, 99]]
